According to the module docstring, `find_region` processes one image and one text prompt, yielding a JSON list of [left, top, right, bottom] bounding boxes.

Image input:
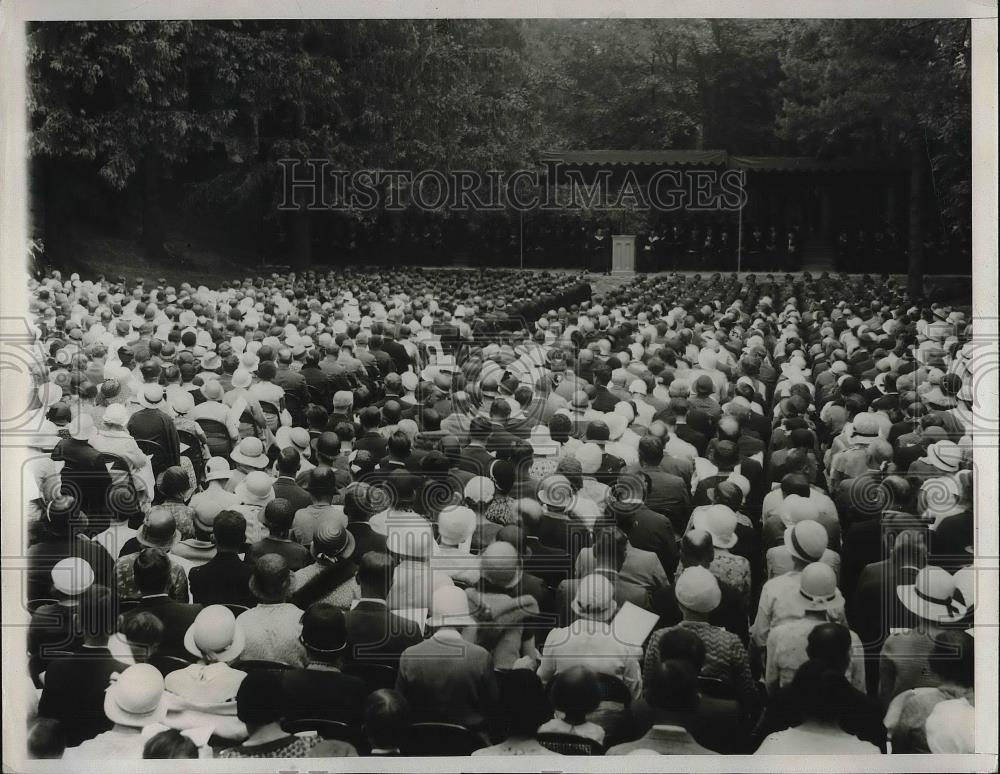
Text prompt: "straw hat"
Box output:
[[924, 440, 962, 473], [897, 566, 967, 623], [203, 456, 233, 482], [138, 384, 167, 411], [571, 573, 617, 621], [784, 520, 829, 564]]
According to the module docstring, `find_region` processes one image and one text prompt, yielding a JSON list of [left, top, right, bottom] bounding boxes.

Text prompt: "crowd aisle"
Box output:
[[21, 266, 976, 759]]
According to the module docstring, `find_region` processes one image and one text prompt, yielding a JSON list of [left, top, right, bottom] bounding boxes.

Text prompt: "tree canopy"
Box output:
[[27, 18, 971, 283]]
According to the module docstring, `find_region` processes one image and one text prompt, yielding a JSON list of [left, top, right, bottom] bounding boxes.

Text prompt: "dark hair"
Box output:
[[499, 668, 553, 737], [27, 719, 66, 759], [594, 526, 629, 573], [638, 435, 664, 465], [364, 690, 410, 750], [656, 628, 707, 671], [549, 413, 572, 443], [356, 551, 395, 600], [134, 548, 171, 595], [236, 670, 284, 726], [805, 623, 852, 671], [275, 447, 301, 477], [214, 510, 247, 549], [387, 430, 411, 459], [648, 659, 699, 712], [306, 404, 329, 429], [119, 610, 165, 656], [790, 659, 850, 723], [549, 665, 601, 724], [930, 630, 974, 687], [142, 729, 198, 759], [333, 421, 356, 443]]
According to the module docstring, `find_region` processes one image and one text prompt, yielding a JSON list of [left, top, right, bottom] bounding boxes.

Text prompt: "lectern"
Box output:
[[611, 234, 636, 274]]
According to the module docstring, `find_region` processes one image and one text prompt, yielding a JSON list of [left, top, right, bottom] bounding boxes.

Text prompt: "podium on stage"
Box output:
[[612, 234, 636, 274]]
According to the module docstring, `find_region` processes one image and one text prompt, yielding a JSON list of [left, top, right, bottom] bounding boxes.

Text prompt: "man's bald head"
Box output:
[[680, 528, 714, 568], [806, 622, 852, 673]]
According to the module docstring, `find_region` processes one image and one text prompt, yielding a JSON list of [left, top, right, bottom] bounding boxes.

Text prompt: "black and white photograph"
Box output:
[[0, 3, 996, 771]]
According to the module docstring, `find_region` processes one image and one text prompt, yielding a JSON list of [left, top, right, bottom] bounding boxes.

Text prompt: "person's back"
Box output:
[[396, 631, 496, 729]]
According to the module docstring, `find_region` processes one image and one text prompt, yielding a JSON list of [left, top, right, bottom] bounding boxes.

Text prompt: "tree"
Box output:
[[777, 19, 971, 297], [28, 21, 239, 259]]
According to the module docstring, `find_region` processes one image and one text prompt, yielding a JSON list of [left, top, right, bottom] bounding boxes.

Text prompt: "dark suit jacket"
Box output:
[[457, 444, 495, 476], [273, 477, 314, 514], [674, 423, 709, 457], [127, 407, 181, 473], [354, 431, 388, 460], [347, 522, 389, 559], [52, 439, 114, 516], [128, 594, 203, 660], [281, 666, 369, 725], [396, 634, 498, 730], [26, 534, 115, 603], [245, 535, 314, 571], [638, 466, 691, 535], [37, 646, 126, 746], [188, 551, 255, 608], [537, 511, 593, 562], [629, 505, 680, 578], [344, 600, 423, 668], [930, 511, 973, 570]]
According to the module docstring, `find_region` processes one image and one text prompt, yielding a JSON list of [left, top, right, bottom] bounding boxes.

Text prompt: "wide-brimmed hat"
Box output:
[[183, 605, 246, 662], [897, 566, 968, 623], [799, 562, 841, 611], [234, 470, 275, 506], [50, 556, 95, 596], [924, 440, 962, 473], [103, 664, 170, 728], [138, 383, 167, 411], [230, 436, 269, 469], [692, 504, 738, 549], [428, 585, 477, 628]]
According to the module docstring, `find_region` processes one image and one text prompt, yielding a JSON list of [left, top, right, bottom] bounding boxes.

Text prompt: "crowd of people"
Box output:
[[20, 264, 977, 759]]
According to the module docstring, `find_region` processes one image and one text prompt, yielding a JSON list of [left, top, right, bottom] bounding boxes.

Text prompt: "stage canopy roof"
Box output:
[[539, 150, 905, 172]]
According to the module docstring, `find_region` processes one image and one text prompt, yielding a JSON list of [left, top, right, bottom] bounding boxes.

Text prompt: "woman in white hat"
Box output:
[[164, 605, 248, 739], [536, 574, 643, 701], [879, 565, 968, 707], [233, 470, 275, 543]]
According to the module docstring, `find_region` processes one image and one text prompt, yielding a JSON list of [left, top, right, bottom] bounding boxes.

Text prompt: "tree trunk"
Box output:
[[907, 140, 924, 299], [141, 150, 168, 260], [289, 201, 311, 271]]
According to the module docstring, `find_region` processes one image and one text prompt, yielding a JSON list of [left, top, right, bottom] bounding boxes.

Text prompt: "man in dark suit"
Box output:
[[354, 406, 389, 460], [590, 364, 620, 412], [188, 511, 255, 608], [379, 325, 411, 374], [126, 548, 202, 659], [246, 498, 313, 571], [37, 586, 125, 747], [127, 383, 181, 475], [458, 416, 497, 477], [612, 472, 680, 577], [282, 604, 370, 725], [635, 436, 691, 534], [272, 448, 314, 513], [51, 415, 113, 518], [345, 552, 423, 670]]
